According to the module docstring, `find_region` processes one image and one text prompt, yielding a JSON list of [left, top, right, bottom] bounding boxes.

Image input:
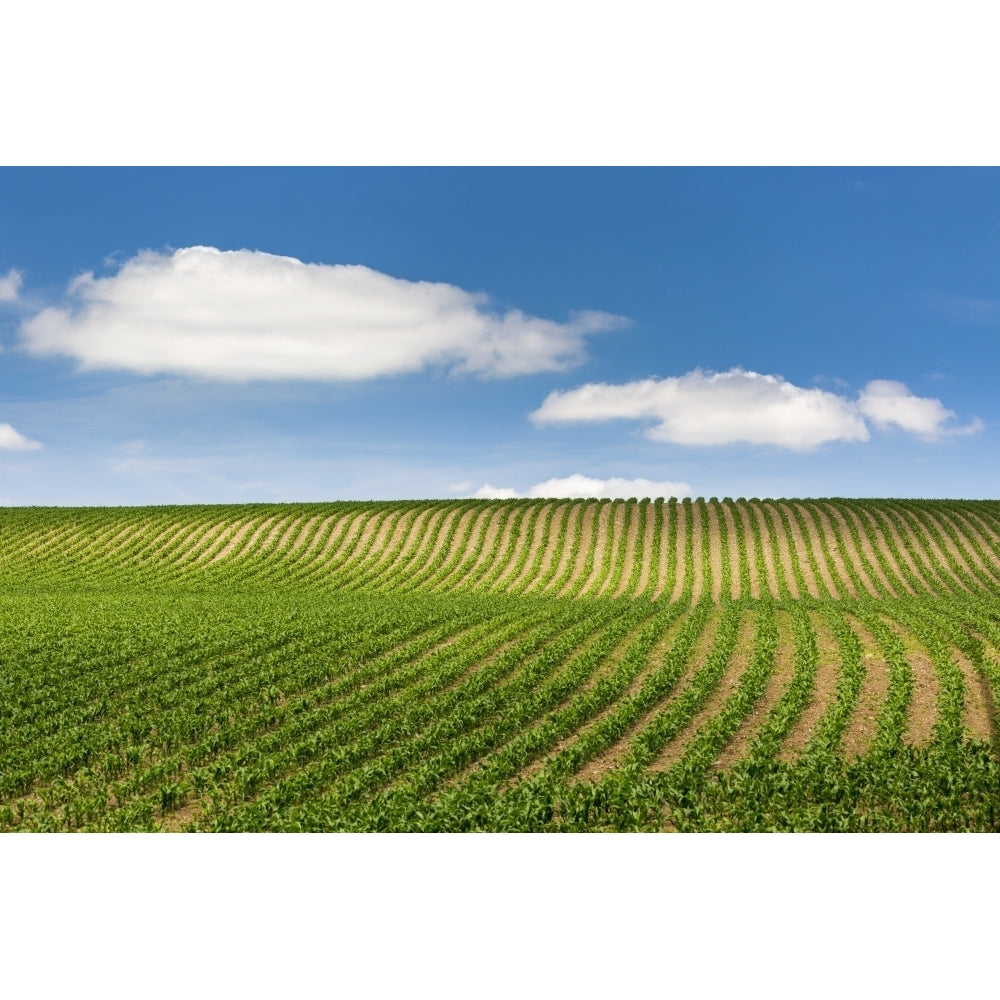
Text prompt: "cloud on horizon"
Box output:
[[472, 473, 692, 500], [18, 246, 629, 381], [531, 368, 981, 450], [0, 423, 41, 451], [0, 269, 22, 303]]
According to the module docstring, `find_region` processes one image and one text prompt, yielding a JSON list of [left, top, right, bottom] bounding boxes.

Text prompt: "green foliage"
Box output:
[[2, 499, 1000, 832]]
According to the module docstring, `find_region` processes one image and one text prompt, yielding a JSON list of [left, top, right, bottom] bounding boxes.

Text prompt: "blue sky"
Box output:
[[1, 167, 998, 504]]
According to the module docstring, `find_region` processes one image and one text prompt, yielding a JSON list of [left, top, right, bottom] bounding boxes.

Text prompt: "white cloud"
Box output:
[[532, 369, 983, 450], [19, 246, 629, 380], [858, 379, 983, 438], [532, 368, 871, 451], [472, 474, 692, 499], [0, 268, 22, 303], [0, 423, 41, 451]]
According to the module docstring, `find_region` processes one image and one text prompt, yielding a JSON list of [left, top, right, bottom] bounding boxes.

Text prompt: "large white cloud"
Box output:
[[472, 474, 692, 499], [531, 368, 981, 450], [857, 379, 982, 438], [0, 269, 22, 303], [0, 423, 41, 451], [18, 246, 628, 380]]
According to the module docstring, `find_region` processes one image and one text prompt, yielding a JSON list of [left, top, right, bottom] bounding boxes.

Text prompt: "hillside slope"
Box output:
[[3, 498, 1000, 601]]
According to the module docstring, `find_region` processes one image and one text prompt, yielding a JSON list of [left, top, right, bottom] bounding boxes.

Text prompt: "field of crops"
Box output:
[[3, 498, 1000, 831]]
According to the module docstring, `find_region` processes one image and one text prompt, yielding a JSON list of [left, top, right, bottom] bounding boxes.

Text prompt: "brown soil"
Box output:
[[596, 501, 629, 597], [459, 506, 517, 590], [719, 502, 744, 600], [533, 504, 581, 595], [853, 506, 918, 596], [869, 507, 946, 595], [631, 502, 658, 599], [799, 503, 854, 599], [922, 510, 991, 589], [688, 502, 705, 603], [749, 503, 780, 598], [577, 502, 616, 597], [309, 509, 369, 569], [660, 503, 685, 603], [224, 515, 279, 562], [879, 618, 939, 747], [578, 605, 722, 781], [941, 510, 1000, 587], [559, 503, 598, 597], [762, 504, 801, 600], [649, 608, 757, 772], [780, 612, 842, 760], [430, 506, 482, 588], [952, 647, 995, 744], [494, 505, 545, 590], [826, 504, 899, 598], [439, 506, 496, 589], [614, 502, 643, 598], [207, 519, 256, 563], [734, 503, 762, 599], [840, 617, 891, 758], [776, 503, 822, 599], [715, 608, 797, 767], [513, 504, 565, 593], [896, 508, 970, 594], [704, 501, 724, 602]]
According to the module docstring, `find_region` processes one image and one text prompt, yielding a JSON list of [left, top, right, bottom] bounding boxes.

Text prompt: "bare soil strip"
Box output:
[[715, 609, 797, 768], [533, 504, 581, 596], [777, 503, 822, 599], [897, 508, 970, 594], [951, 646, 994, 743], [614, 502, 643, 598], [866, 507, 937, 595], [881, 617, 939, 747], [704, 501, 724, 602], [840, 617, 892, 758], [577, 502, 615, 597], [309, 510, 369, 569], [878, 509, 951, 594], [434, 506, 486, 588], [633, 503, 658, 599], [578, 606, 723, 781], [688, 502, 705, 604], [596, 502, 630, 597], [559, 503, 598, 597], [734, 502, 762, 599], [528, 609, 697, 779], [437, 507, 494, 589], [227, 515, 279, 562], [780, 612, 842, 760], [660, 504, 685, 602], [922, 510, 994, 589], [206, 519, 256, 564], [800, 503, 854, 599], [649, 609, 757, 772], [827, 504, 899, 598], [719, 502, 744, 600], [941, 510, 1000, 586], [748, 503, 779, 598], [596, 502, 629, 597], [514, 504, 565, 593], [448, 507, 506, 590], [494, 505, 545, 590], [762, 504, 800, 600], [852, 506, 917, 596]]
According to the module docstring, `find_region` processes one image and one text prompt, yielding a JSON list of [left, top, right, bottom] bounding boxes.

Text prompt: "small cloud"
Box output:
[[0, 268, 22, 303], [857, 379, 982, 439], [0, 423, 42, 451], [472, 474, 692, 500], [19, 246, 629, 381]]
